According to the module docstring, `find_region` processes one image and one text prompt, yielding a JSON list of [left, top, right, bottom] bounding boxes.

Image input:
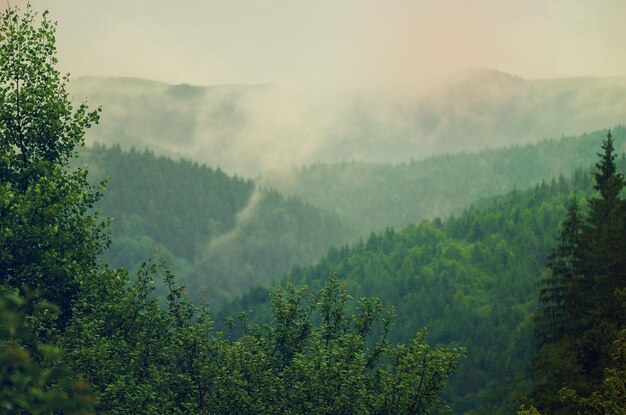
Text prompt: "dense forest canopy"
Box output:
[[223, 169, 594, 413], [82, 129, 625, 310], [83, 144, 356, 306], [531, 132, 626, 414], [259, 128, 626, 232]]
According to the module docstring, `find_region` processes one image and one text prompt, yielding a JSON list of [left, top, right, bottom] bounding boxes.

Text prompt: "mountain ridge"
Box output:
[[69, 70, 626, 177]]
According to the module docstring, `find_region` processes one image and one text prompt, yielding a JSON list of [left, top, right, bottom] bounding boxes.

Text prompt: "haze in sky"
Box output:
[[3, 0, 626, 88]]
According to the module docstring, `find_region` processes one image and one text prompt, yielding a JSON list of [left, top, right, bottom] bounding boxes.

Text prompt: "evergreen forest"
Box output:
[[1, 6, 625, 415]]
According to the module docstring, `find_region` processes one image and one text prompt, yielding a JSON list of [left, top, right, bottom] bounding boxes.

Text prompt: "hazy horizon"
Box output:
[[3, 1, 626, 89], [4, 1, 626, 178]]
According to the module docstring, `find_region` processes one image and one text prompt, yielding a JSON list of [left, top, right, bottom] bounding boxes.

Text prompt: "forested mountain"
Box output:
[[84, 129, 625, 311], [83, 144, 356, 306], [260, 127, 626, 232], [70, 72, 626, 176], [222, 168, 611, 414]]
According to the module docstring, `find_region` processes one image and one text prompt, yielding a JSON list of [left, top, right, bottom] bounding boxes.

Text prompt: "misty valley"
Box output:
[[86, 120, 626, 414], [2, 5, 626, 415]]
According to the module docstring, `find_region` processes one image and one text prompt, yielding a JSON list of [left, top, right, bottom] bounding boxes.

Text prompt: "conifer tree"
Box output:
[[537, 197, 584, 344], [584, 131, 626, 325], [532, 131, 626, 414]]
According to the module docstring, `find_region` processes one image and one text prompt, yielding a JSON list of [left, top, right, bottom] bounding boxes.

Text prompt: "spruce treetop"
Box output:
[[594, 131, 624, 203]]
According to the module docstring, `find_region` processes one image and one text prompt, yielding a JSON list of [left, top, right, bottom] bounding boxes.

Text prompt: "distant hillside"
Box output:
[[83, 128, 626, 308], [260, 127, 626, 233], [70, 70, 626, 176], [83, 145, 356, 307]]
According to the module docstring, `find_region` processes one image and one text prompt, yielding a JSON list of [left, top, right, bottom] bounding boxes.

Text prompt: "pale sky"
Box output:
[[3, 0, 626, 87]]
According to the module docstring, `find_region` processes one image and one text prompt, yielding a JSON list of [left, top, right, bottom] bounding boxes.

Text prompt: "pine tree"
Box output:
[[577, 130, 626, 382], [532, 131, 626, 414], [533, 198, 590, 415], [537, 198, 585, 344], [584, 131, 626, 325]]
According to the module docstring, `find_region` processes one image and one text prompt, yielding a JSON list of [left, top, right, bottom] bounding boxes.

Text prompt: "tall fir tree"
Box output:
[[537, 197, 585, 345], [585, 131, 626, 324], [532, 131, 626, 414], [577, 131, 626, 382]]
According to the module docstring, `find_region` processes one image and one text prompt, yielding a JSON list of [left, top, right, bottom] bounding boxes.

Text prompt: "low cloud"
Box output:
[[71, 71, 626, 178]]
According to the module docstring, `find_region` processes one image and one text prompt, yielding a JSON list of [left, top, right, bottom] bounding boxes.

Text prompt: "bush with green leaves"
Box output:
[[0, 288, 95, 414], [519, 328, 626, 415], [63, 264, 464, 414]]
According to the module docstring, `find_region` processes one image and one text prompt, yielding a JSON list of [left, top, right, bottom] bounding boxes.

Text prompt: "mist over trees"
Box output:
[[84, 144, 356, 306], [80, 130, 625, 311], [2, 4, 626, 415], [69, 72, 626, 177], [259, 128, 626, 232], [223, 169, 603, 413]]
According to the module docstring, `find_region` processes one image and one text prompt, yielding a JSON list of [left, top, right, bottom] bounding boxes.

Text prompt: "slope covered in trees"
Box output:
[[83, 144, 356, 306], [224, 167, 611, 414], [260, 128, 626, 232], [83, 129, 626, 310]]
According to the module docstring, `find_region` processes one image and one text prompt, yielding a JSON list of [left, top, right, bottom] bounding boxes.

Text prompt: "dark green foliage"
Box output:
[[84, 127, 625, 311], [224, 171, 600, 414], [533, 132, 626, 414], [558, 327, 626, 414], [0, 5, 107, 325], [519, 328, 626, 415], [0, 288, 95, 414], [536, 198, 585, 345], [63, 266, 463, 414], [86, 143, 253, 261], [87, 128, 625, 310], [5, 5, 626, 415], [585, 132, 626, 326], [189, 189, 356, 306], [86, 144, 355, 306], [62, 261, 213, 414]]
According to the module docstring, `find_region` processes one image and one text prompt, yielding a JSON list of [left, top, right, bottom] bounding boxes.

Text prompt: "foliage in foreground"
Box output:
[[61, 263, 464, 414], [0, 288, 94, 414], [519, 328, 626, 415], [224, 170, 597, 413], [0, 4, 107, 328]]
